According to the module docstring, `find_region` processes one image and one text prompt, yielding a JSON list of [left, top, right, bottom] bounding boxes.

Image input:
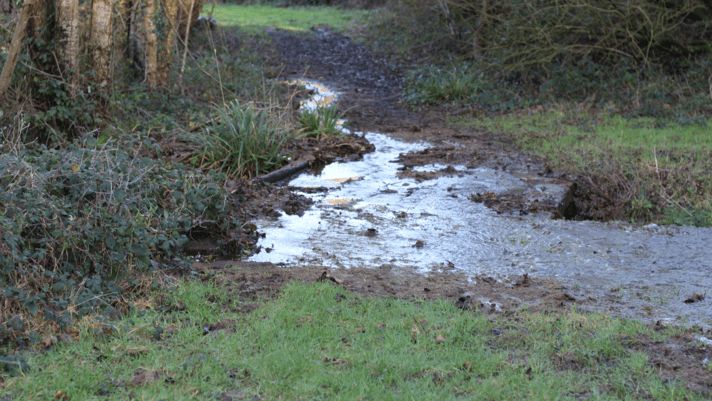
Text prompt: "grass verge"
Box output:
[[450, 112, 712, 225], [207, 4, 370, 32], [2, 280, 706, 400]]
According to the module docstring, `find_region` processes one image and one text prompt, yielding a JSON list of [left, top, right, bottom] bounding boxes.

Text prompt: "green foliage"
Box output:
[[3, 281, 705, 400], [192, 101, 288, 178], [297, 105, 342, 138], [0, 139, 235, 347]]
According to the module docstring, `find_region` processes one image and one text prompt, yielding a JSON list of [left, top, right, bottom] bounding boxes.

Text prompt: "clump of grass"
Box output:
[[298, 105, 342, 139], [405, 64, 484, 105], [192, 100, 288, 178], [2, 281, 705, 400]]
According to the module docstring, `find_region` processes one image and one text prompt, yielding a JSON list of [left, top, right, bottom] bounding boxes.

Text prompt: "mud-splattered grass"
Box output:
[[208, 5, 369, 32], [2, 281, 708, 400], [451, 112, 712, 225]]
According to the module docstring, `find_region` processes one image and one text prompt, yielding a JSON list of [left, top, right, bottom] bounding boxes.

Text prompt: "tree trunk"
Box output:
[[143, 0, 160, 87], [56, 0, 81, 94], [90, 0, 114, 87], [0, 0, 37, 97], [159, 0, 179, 86]]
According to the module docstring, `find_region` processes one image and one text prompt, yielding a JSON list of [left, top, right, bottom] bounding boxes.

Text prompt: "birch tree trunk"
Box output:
[[56, 0, 81, 94], [90, 0, 114, 87]]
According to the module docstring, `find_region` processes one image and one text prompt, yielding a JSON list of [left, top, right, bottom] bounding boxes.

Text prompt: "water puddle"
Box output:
[[250, 81, 712, 327]]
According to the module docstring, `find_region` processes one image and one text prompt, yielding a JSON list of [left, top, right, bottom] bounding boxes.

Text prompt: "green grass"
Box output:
[[451, 112, 712, 225], [206, 4, 370, 32], [2, 280, 704, 400], [298, 105, 342, 139], [191, 100, 288, 178]]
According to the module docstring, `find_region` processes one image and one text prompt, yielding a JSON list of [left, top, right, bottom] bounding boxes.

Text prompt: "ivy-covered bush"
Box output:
[[0, 139, 234, 347]]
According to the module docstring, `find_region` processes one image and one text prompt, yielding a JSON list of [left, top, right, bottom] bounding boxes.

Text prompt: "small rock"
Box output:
[[364, 228, 378, 237], [413, 240, 425, 248]]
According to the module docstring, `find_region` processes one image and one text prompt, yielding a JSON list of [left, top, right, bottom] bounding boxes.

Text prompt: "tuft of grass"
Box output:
[[192, 101, 288, 178], [207, 4, 370, 32], [298, 105, 342, 139], [2, 281, 706, 400], [405, 64, 484, 105]]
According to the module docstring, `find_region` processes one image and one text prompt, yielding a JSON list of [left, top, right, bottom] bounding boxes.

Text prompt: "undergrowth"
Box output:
[[0, 135, 236, 349]]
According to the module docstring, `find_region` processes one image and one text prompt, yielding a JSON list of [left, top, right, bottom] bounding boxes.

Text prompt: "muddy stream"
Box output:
[[250, 81, 712, 328]]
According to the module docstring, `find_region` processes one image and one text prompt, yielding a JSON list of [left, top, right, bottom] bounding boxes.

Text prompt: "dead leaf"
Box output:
[[684, 293, 705, 304], [130, 368, 164, 386], [322, 357, 349, 366], [411, 324, 420, 342]]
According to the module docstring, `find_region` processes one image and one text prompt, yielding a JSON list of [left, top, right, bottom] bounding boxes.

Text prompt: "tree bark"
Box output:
[[90, 0, 114, 87], [0, 0, 37, 97], [143, 0, 160, 87], [159, 0, 179, 86], [56, 0, 81, 94]]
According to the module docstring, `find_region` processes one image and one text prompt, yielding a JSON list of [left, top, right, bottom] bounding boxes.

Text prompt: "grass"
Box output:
[[206, 4, 370, 32], [191, 100, 288, 178], [451, 112, 712, 225], [2, 280, 704, 400], [298, 105, 342, 139]]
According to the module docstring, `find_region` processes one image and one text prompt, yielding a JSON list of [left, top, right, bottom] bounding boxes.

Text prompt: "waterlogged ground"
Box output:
[[251, 81, 712, 328]]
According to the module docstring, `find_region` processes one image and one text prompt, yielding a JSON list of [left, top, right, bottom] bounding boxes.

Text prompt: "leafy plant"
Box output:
[[0, 138, 236, 347], [298, 105, 342, 139], [192, 101, 288, 178]]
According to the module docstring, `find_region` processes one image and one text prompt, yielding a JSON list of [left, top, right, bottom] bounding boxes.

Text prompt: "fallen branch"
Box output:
[[257, 156, 314, 183]]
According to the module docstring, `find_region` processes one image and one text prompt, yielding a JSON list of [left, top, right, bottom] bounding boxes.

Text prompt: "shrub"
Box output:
[[0, 138, 235, 347], [297, 105, 342, 139], [370, 0, 712, 116], [192, 101, 288, 178]]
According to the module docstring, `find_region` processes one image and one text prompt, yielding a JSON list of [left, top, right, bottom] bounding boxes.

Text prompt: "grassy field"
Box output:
[[3, 280, 705, 400], [206, 4, 370, 32], [451, 112, 712, 225]]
